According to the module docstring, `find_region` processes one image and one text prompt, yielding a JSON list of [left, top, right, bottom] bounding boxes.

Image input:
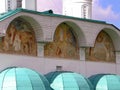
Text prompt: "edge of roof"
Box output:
[[0, 8, 107, 24]]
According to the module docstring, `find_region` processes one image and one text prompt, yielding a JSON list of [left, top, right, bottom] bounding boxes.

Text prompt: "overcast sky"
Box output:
[[37, 0, 120, 29]]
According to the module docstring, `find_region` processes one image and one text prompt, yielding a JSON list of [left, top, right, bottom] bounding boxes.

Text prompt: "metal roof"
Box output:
[[45, 71, 93, 90], [89, 74, 120, 90], [0, 8, 106, 24], [0, 67, 51, 90]]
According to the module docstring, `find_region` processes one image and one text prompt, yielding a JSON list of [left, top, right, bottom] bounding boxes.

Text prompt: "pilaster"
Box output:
[[80, 48, 86, 61], [37, 42, 45, 57]]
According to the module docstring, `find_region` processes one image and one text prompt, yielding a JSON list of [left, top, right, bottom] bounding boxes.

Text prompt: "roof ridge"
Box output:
[[0, 8, 106, 24]]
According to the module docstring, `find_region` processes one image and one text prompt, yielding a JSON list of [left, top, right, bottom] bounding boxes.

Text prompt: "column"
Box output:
[[116, 51, 120, 64], [80, 47, 86, 61], [37, 42, 45, 57]]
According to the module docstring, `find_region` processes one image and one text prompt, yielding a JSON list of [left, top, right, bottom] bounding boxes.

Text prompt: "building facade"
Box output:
[[0, 8, 120, 77], [0, 0, 36, 13], [5, 0, 22, 11]]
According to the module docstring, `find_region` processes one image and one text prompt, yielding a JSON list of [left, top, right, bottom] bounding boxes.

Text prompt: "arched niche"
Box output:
[[4, 15, 43, 42], [53, 21, 86, 47], [86, 30, 116, 62], [0, 17, 37, 56], [44, 22, 80, 60]]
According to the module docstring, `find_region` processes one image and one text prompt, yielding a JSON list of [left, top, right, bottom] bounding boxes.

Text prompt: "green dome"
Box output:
[[45, 71, 93, 90], [0, 67, 51, 90], [89, 74, 120, 90]]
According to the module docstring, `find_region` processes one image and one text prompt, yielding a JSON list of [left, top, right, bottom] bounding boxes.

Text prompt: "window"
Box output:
[[83, 6, 86, 18], [56, 66, 62, 71], [82, 4, 89, 18], [7, 0, 11, 11], [17, 0, 22, 8]]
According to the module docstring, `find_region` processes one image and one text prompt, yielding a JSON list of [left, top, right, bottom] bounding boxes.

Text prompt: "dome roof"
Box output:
[[89, 74, 120, 90], [0, 67, 51, 90], [45, 71, 93, 90]]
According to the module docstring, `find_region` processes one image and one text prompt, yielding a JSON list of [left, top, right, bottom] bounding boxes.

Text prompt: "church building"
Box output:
[[0, 0, 120, 90]]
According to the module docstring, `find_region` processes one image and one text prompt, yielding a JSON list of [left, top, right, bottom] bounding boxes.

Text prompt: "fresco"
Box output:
[[86, 31, 115, 62], [44, 23, 79, 59], [0, 18, 37, 56]]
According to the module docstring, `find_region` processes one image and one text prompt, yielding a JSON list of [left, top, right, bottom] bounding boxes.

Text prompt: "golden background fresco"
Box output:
[[44, 23, 79, 59], [86, 31, 115, 62], [0, 18, 37, 56], [0, 18, 116, 61]]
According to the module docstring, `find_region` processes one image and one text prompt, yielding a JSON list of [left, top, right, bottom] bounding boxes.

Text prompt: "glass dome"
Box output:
[[0, 67, 51, 90], [89, 74, 120, 90], [45, 71, 93, 90]]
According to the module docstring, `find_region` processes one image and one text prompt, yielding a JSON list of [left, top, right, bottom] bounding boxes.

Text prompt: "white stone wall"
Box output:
[[22, 0, 37, 11], [0, 53, 118, 77], [1, 12, 119, 49], [0, 0, 6, 13], [62, 0, 92, 19], [0, 12, 120, 76]]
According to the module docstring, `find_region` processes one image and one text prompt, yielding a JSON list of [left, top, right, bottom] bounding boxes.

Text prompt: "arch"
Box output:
[[18, 15, 43, 41], [44, 21, 86, 60], [53, 21, 87, 47], [4, 15, 43, 41], [102, 28, 120, 51], [86, 29, 116, 62], [0, 17, 37, 56], [94, 28, 120, 51]]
